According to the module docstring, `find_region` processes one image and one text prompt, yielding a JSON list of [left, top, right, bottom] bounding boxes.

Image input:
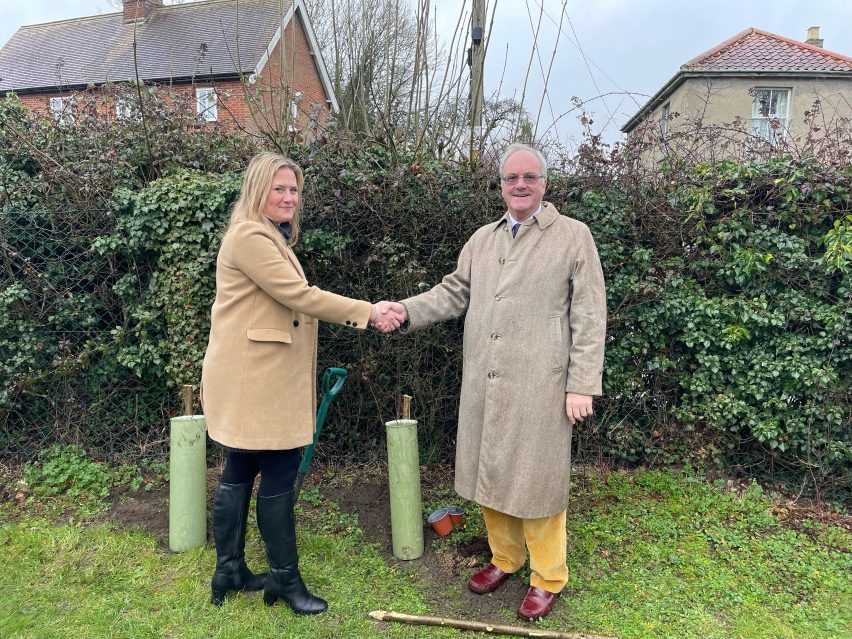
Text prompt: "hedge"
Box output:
[[0, 90, 849, 496]]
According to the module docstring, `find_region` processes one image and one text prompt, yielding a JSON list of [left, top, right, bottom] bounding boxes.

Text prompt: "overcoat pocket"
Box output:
[[549, 315, 566, 371], [246, 328, 292, 343]]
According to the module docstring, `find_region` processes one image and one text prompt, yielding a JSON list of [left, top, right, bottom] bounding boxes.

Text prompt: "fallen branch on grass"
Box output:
[[368, 610, 619, 639]]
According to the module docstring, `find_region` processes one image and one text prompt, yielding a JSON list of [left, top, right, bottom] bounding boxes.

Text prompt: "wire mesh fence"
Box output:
[[0, 199, 469, 466], [1, 206, 177, 461], [4, 144, 847, 495]]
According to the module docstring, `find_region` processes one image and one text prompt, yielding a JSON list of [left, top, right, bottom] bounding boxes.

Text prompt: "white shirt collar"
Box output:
[[508, 204, 542, 229]]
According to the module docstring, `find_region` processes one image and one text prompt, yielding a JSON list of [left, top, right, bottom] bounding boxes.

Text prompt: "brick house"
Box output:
[[622, 27, 852, 159], [0, 0, 338, 136]]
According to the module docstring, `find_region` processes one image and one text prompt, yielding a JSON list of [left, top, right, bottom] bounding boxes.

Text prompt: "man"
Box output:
[[391, 143, 606, 621]]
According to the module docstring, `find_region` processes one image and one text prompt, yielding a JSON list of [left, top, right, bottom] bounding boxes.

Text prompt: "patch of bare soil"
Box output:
[[314, 462, 526, 623], [100, 468, 222, 550], [105, 483, 170, 544]]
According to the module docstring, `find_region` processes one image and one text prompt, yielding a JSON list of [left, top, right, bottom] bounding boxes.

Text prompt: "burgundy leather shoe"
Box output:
[[467, 563, 511, 594], [517, 586, 560, 621]]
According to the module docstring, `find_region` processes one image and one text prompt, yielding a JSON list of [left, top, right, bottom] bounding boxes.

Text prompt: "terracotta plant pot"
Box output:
[[427, 507, 452, 537], [447, 505, 465, 528]]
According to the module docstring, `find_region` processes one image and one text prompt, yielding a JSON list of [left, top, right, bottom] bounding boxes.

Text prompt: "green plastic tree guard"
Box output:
[[385, 418, 424, 560], [169, 415, 207, 551]]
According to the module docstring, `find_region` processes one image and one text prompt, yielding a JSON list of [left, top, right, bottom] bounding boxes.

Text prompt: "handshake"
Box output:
[[368, 301, 408, 334]]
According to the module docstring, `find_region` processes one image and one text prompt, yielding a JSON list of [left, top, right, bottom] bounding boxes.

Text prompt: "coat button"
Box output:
[[499, 257, 506, 264], [487, 371, 496, 379], [345, 320, 351, 325], [353, 322, 358, 327], [293, 320, 300, 327], [490, 333, 499, 340], [494, 294, 501, 301]]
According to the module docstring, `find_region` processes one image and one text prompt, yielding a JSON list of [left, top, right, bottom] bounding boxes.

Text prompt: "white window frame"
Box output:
[[116, 98, 133, 121], [195, 87, 218, 122], [288, 91, 302, 132], [49, 96, 74, 126], [660, 102, 671, 136], [751, 88, 790, 143]]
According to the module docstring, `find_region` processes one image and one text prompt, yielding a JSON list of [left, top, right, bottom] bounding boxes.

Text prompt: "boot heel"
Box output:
[[263, 591, 278, 606], [211, 588, 227, 607]]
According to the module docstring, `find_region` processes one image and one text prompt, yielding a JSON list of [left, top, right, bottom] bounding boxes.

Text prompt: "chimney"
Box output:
[[124, 0, 163, 23], [805, 26, 824, 48]]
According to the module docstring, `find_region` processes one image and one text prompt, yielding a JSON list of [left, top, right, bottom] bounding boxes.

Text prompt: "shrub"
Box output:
[[0, 92, 849, 497]]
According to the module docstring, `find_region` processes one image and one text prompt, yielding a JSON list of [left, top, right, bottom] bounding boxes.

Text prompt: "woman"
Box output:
[[200, 152, 400, 614]]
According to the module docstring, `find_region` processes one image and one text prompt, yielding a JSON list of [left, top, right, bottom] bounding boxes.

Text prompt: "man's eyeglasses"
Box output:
[[502, 173, 544, 185]]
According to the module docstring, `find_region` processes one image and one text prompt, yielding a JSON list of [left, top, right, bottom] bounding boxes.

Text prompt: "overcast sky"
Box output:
[[2, 0, 851, 149]]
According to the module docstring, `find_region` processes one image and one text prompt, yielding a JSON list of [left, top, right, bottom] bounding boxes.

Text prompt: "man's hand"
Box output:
[[565, 393, 593, 426], [369, 301, 407, 333]]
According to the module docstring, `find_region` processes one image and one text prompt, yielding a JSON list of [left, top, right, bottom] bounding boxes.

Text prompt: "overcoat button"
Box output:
[[499, 257, 506, 264], [345, 320, 351, 325], [293, 320, 300, 327], [487, 371, 496, 379], [353, 322, 358, 327], [494, 295, 501, 301], [491, 333, 499, 340]]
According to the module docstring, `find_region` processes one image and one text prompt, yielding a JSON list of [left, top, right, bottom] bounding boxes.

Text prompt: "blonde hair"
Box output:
[[229, 152, 305, 244]]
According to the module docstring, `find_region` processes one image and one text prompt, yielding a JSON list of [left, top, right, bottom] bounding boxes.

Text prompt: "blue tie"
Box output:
[[512, 222, 520, 238]]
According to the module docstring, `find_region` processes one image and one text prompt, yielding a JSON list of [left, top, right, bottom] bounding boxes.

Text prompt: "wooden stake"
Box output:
[[369, 610, 618, 639], [182, 385, 193, 416], [402, 394, 412, 420]]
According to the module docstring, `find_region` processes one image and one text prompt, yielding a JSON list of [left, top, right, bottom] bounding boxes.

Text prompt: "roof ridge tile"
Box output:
[[683, 27, 852, 72]]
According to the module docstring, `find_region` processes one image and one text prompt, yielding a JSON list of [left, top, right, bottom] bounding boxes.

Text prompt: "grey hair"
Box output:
[[499, 143, 548, 179]]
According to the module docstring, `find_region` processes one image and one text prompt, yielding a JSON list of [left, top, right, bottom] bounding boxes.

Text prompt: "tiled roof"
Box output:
[[622, 27, 852, 132], [682, 28, 852, 72], [0, 0, 293, 92]]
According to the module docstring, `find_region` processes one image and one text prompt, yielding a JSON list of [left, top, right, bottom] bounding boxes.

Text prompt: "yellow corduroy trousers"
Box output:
[[481, 505, 568, 593]]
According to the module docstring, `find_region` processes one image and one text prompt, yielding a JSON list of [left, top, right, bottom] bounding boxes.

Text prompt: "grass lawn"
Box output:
[[0, 512, 437, 639], [0, 463, 850, 639]]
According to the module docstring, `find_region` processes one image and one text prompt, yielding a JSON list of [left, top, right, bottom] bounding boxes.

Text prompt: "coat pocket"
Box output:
[[246, 328, 292, 343], [549, 315, 566, 371]]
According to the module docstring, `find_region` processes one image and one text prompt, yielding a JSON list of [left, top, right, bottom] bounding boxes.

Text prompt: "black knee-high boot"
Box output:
[[256, 490, 327, 615], [210, 482, 267, 606]]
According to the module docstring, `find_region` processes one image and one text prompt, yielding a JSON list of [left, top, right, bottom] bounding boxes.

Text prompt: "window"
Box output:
[[49, 96, 74, 126], [116, 98, 134, 121], [196, 88, 218, 122], [660, 102, 671, 136], [288, 91, 302, 132], [751, 88, 790, 142]]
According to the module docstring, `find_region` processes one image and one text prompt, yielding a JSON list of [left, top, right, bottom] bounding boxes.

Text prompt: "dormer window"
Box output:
[[196, 87, 218, 122]]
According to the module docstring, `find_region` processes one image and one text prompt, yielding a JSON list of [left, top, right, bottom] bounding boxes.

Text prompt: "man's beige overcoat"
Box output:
[[201, 220, 371, 450], [402, 203, 606, 518]]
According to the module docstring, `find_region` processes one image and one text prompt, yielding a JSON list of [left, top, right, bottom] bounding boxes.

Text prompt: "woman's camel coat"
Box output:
[[401, 203, 606, 518], [201, 220, 371, 450]]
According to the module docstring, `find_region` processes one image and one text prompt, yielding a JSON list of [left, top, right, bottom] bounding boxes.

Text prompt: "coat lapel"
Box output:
[[268, 225, 307, 280]]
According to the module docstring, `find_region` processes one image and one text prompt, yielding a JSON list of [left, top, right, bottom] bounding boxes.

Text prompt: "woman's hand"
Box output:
[[370, 301, 407, 333]]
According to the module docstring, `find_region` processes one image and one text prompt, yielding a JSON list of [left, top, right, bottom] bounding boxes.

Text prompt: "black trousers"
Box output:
[[219, 448, 301, 497]]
